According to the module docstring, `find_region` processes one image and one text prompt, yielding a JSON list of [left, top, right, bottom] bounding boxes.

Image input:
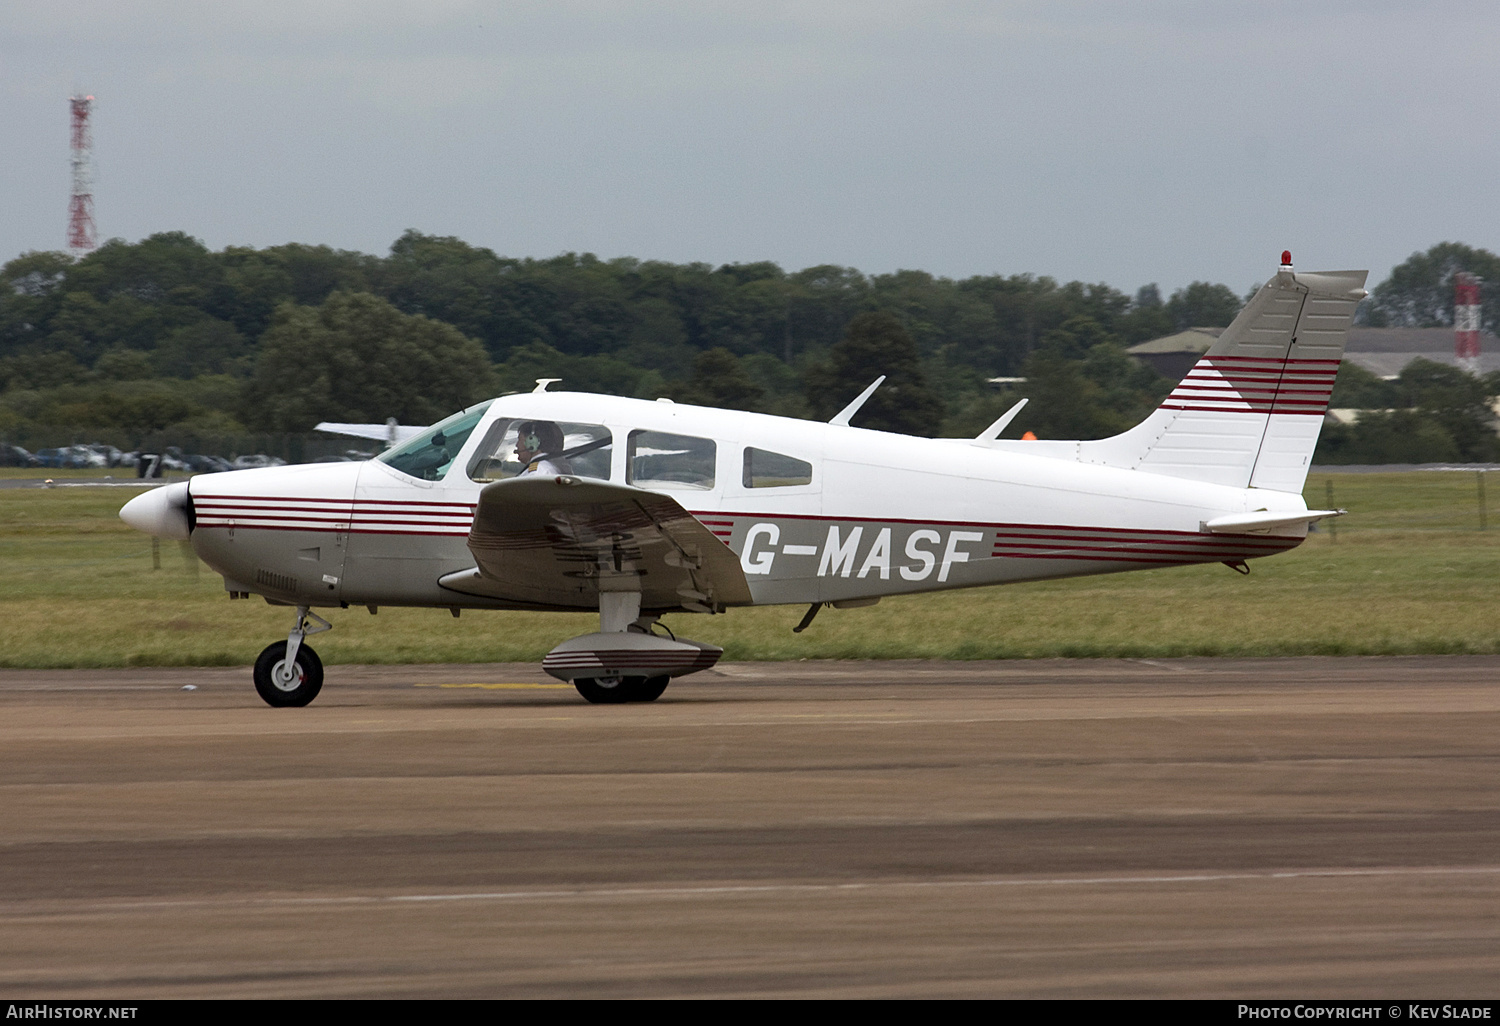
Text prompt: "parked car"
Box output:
[[0, 444, 39, 467], [70, 443, 124, 467], [71, 444, 113, 467], [34, 445, 109, 468]]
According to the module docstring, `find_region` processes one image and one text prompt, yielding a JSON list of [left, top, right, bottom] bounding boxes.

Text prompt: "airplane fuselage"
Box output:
[[186, 391, 1311, 614]]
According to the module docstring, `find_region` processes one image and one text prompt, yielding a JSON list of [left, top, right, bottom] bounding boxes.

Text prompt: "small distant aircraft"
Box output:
[[122, 255, 1366, 707]]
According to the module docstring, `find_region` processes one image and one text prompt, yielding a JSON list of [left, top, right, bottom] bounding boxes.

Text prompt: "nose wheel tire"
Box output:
[[574, 675, 670, 704], [253, 640, 324, 707]]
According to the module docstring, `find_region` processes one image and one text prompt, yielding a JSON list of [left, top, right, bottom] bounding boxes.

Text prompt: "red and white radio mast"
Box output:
[[67, 94, 97, 256], [1454, 271, 1482, 374]]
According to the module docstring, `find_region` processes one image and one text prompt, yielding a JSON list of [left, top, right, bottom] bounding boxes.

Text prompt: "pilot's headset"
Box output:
[[521, 421, 564, 462]]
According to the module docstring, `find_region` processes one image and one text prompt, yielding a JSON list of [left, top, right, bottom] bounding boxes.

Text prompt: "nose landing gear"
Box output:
[[253, 606, 331, 707]]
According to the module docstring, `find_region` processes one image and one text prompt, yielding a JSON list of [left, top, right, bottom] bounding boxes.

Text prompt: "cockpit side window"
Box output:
[[467, 420, 613, 482], [743, 447, 813, 488], [375, 401, 492, 481], [627, 430, 716, 490]]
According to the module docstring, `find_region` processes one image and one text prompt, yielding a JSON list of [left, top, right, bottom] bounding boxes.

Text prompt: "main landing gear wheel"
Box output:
[[631, 675, 670, 702], [574, 675, 630, 704], [253, 640, 324, 708], [573, 675, 671, 704]]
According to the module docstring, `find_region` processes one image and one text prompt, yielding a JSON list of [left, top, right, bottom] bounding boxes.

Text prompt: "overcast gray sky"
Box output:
[[3, 1, 1496, 296]]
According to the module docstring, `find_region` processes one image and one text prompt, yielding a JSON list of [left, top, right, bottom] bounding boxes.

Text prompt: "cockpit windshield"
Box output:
[[375, 401, 493, 481]]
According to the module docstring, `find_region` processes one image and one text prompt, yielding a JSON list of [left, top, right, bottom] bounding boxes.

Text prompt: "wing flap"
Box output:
[[447, 475, 752, 611]]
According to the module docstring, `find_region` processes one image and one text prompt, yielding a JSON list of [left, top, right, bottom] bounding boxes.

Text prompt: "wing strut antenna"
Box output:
[[973, 398, 1029, 444], [829, 376, 885, 426]]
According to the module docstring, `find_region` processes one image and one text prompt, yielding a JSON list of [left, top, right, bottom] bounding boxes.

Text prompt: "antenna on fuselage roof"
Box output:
[[829, 376, 885, 427], [973, 398, 1029, 445], [533, 378, 562, 393]]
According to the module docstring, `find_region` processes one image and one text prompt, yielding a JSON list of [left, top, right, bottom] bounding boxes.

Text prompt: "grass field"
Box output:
[[1, 471, 1497, 668]]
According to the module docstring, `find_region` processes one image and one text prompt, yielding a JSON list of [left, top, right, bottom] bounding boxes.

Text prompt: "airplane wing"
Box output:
[[314, 421, 428, 445], [437, 476, 754, 612]]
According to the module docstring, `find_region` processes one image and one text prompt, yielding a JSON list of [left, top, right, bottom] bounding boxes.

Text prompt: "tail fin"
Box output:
[[1077, 260, 1368, 491]]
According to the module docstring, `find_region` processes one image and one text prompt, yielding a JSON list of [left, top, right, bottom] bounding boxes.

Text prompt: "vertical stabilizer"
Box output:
[[1064, 261, 1368, 491]]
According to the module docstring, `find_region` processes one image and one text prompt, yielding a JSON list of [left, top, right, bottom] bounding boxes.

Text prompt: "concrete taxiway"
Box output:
[[0, 656, 1496, 998]]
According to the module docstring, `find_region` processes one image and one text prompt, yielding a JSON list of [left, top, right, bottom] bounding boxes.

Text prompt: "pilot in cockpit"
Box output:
[[515, 421, 572, 476]]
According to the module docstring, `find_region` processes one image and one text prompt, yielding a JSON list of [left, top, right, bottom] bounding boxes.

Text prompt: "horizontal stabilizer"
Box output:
[[1202, 509, 1343, 533]]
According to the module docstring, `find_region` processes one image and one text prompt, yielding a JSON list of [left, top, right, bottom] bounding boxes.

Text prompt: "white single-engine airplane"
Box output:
[[121, 255, 1366, 707]]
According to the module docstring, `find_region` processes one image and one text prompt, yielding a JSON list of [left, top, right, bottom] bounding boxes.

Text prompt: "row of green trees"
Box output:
[[1, 230, 1231, 443], [2, 233, 1499, 463]]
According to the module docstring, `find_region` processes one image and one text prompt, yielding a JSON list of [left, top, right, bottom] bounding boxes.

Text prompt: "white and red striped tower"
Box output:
[[67, 94, 97, 256], [1455, 271, 1482, 374]]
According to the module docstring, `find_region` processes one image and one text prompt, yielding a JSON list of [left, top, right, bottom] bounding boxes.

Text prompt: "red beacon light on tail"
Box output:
[[1281, 250, 1293, 268]]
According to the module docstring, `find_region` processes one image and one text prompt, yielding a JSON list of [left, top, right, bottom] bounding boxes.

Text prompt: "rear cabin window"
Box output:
[[627, 430, 716, 490], [467, 420, 613, 482], [743, 447, 813, 488]]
